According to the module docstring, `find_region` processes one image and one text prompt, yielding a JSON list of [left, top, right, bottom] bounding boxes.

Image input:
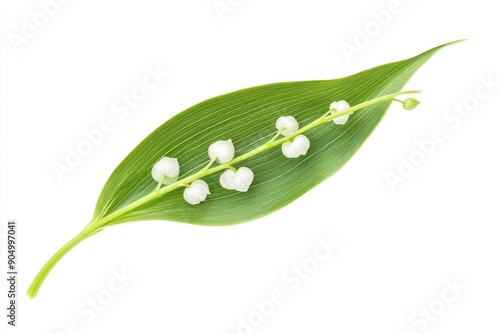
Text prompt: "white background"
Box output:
[[1, 0, 499, 333]]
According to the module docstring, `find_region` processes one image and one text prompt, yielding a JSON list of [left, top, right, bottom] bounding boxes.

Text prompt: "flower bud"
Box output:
[[151, 157, 180, 185], [281, 135, 310, 158], [402, 98, 420, 110], [232, 167, 254, 192], [183, 180, 210, 205], [330, 100, 351, 125], [276, 116, 299, 136], [208, 139, 235, 164], [220, 167, 254, 192], [220, 169, 236, 190]]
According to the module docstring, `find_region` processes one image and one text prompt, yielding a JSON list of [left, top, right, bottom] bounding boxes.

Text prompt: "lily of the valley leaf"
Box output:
[[27, 41, 463, 298]]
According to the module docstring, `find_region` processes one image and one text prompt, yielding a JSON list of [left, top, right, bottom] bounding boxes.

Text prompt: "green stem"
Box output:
[[155, 175, 166, 192], [26, 231, 89, 298], [27, 89, 420, 298], [269, 129, 283, 143], [202, 156, 217, 171]]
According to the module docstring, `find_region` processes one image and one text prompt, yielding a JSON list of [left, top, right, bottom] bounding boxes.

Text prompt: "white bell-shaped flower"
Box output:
[[330, 100, 351, 125], [220, 169, 236, 190], [281, 135, 310, 158], [183, 180, 210, 205], [220, 167, 254, 192], [233, 167, 254, 192], [208, 139, 235, 164], [276, 116, 299, 136], [151, 157, 180, 185]]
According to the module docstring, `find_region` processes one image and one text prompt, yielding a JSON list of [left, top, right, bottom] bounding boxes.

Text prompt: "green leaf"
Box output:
[[91, 41, 459, 227], [27, 41, 462, 298]]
